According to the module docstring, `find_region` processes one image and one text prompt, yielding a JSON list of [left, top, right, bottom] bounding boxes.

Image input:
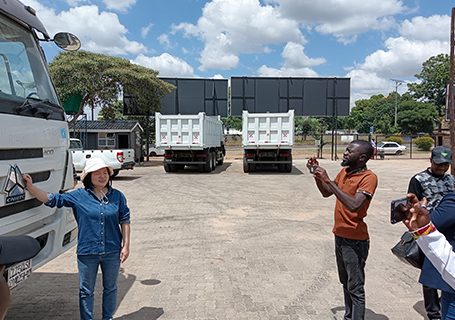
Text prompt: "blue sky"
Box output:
[[25, 0, 453, 109]]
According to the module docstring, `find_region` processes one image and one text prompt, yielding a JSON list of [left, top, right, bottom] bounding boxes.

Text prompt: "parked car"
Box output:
[[376, 141, 407, 155], [147, 146, 164, 157]]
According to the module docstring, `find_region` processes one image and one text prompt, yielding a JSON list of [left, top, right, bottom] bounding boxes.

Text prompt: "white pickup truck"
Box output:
[[70, 138, 135, 177]]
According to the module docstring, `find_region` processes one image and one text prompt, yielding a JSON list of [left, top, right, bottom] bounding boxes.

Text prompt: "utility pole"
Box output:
[[390, 79, 405, 125], [449, 8, 455, 175]]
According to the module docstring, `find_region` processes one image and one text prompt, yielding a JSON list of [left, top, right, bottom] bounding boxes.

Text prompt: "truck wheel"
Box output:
[[243, 157, 249, 173], [204, 153, 212, 172], [217, 153, 224, 165], [164, 164, 171, 172], [198, 164, 204, 172], [285, 155, 292, 173], [278, 157, 285, 172], [176, 164, 185, 171], [211, 152, 216, 171], [112, 170, 120, 178], [249, 163, 256, 172]]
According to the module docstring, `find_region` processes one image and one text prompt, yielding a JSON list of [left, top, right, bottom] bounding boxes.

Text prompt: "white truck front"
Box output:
[[0, 0, 80, 288], [155, 112, 225, 172], [242, 110, 295, 173]]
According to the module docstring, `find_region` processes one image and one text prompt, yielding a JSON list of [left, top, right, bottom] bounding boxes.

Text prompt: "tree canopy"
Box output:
[[49, 50, 175, 124], [407, 53, 449, 117]]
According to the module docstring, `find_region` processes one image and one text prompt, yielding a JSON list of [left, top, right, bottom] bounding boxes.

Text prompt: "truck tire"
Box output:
[[285, 155, 292, 173], [278, 157, 285, 172], [243, 157, 249, 173], [217, 153, 224, 165], [112, 170, 120, 178], [198, 164, 204, 172], [249, 163, 256, 172], [211, 152, 216, 171], [164, 164, 171, 172], [204, 153, 212, 172], [176, 164, 185, 171]]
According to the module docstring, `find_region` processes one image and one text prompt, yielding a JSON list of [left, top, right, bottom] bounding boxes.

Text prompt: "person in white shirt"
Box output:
[[404, 194, 455, 291]]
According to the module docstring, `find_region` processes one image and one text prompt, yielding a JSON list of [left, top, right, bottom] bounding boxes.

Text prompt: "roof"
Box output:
[[70, 120, 143, 132]]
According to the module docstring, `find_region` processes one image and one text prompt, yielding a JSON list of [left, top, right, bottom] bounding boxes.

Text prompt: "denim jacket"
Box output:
[[46, 186, 130, 256]]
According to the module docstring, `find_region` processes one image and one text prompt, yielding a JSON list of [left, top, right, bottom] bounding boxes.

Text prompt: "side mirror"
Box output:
[[53, 32, 81, 51]]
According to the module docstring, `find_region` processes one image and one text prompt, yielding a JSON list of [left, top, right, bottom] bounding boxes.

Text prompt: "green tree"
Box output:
[[49, 50, 175, 125], [223, 116, 242, 131], [298, 117, 320, 136], [407, 53, 449, 118], [397, 100, 438, 134], [98, 100, 124, 120]]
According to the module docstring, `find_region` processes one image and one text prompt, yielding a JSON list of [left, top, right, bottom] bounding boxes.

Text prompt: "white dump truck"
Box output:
[[155, 112, 225, 172], [242, 110, 295, 173]]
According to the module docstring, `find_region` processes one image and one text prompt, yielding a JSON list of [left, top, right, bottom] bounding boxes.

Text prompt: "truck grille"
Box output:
[[0, 199, 42, 219], [0, 149, 43, 160]]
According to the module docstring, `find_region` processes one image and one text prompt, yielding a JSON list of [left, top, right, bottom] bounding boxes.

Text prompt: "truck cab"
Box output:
[[0, 0, 81, 288]]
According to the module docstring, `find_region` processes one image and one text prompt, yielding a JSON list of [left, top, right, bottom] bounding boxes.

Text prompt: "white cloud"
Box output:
[[281, 42, 326, 69], [354, 37, 448, 80], [132, 53, 196, 77], [102, 0, 137, 12], [267, 0, 405, 44], [258, 65, 319, 77], [66, 0, 88, 6], [158, 34, 172, 49], [399, 15, 450, 42], [256, 42, 324, 77], [25, 1, 148, 55], [172, 0, 305, 71], [141, 23, 153, 38]]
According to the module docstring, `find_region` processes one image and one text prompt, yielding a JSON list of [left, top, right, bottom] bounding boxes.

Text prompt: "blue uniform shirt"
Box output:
[[46, 186, 130, 255]]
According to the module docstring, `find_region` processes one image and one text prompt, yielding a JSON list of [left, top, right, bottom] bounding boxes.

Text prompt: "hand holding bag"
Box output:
[[391, 231, 425, 269]]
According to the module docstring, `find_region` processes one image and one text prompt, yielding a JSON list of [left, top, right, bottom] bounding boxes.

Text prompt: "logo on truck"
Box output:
[[2, 165, 26, 204]]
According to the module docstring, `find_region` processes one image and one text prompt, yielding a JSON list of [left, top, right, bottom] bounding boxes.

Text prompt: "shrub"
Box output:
[[385, 136, 403, 145], [415, 136, 434, 151]]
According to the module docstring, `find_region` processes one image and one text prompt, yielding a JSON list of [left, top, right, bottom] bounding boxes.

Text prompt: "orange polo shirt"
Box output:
[[333, 166, 378, 240]]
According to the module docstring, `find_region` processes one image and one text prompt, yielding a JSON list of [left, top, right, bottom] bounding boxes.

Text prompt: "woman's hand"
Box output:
[[22, 173, 33, 188], [120, 246, 129, 263], [403, 193, 430, 231]]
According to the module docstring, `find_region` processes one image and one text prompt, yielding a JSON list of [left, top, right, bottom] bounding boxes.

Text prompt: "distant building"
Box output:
[[69, 120, 143, 161]]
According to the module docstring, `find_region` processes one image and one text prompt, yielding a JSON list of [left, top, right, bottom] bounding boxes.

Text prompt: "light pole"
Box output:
[[391, 79, 405, 126]]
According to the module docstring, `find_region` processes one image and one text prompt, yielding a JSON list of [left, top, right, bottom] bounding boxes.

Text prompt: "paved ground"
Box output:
[[6, 151, 435, 320]]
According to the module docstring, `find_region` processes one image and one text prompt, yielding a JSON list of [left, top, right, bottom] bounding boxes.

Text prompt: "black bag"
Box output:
[[391, 231, 425, 269]]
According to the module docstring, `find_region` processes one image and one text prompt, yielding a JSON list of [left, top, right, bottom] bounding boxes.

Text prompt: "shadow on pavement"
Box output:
[[6, 272, 136, 320], [161, 162, 232, 174], [246, 165, 304, 175], [115, 307, 164, 320], [114, 176, 142, 181], [412, 300, 428, 319], [331, 306, 389, 319]]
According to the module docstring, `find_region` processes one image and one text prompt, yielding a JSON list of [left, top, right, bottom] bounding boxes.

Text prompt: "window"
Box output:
[[98, 133, 115, 147]]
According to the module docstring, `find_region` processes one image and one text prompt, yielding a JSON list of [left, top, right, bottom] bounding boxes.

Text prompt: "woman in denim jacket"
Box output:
[[23, 157, 131, 320]]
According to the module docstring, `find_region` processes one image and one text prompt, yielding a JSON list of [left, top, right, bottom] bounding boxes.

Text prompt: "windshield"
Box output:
[[377, 142, 385, 147], [69, 139, 82, 149], [0, 13, 63, 120]]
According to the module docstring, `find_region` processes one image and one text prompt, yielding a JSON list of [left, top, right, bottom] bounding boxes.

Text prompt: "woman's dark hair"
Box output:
[[82, 171, 112, 189]]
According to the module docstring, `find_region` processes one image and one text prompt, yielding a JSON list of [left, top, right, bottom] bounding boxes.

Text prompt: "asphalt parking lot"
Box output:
[[6, 152, 433, 320]]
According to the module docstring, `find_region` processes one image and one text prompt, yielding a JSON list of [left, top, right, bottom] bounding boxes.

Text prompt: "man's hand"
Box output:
[[403, 193, 430, 231], [313, 166, 331, 183], [307, 156, 319, 173]]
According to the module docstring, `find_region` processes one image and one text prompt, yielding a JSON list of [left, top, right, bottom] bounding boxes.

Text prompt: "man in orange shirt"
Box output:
[[308, 140, 378, 320]]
